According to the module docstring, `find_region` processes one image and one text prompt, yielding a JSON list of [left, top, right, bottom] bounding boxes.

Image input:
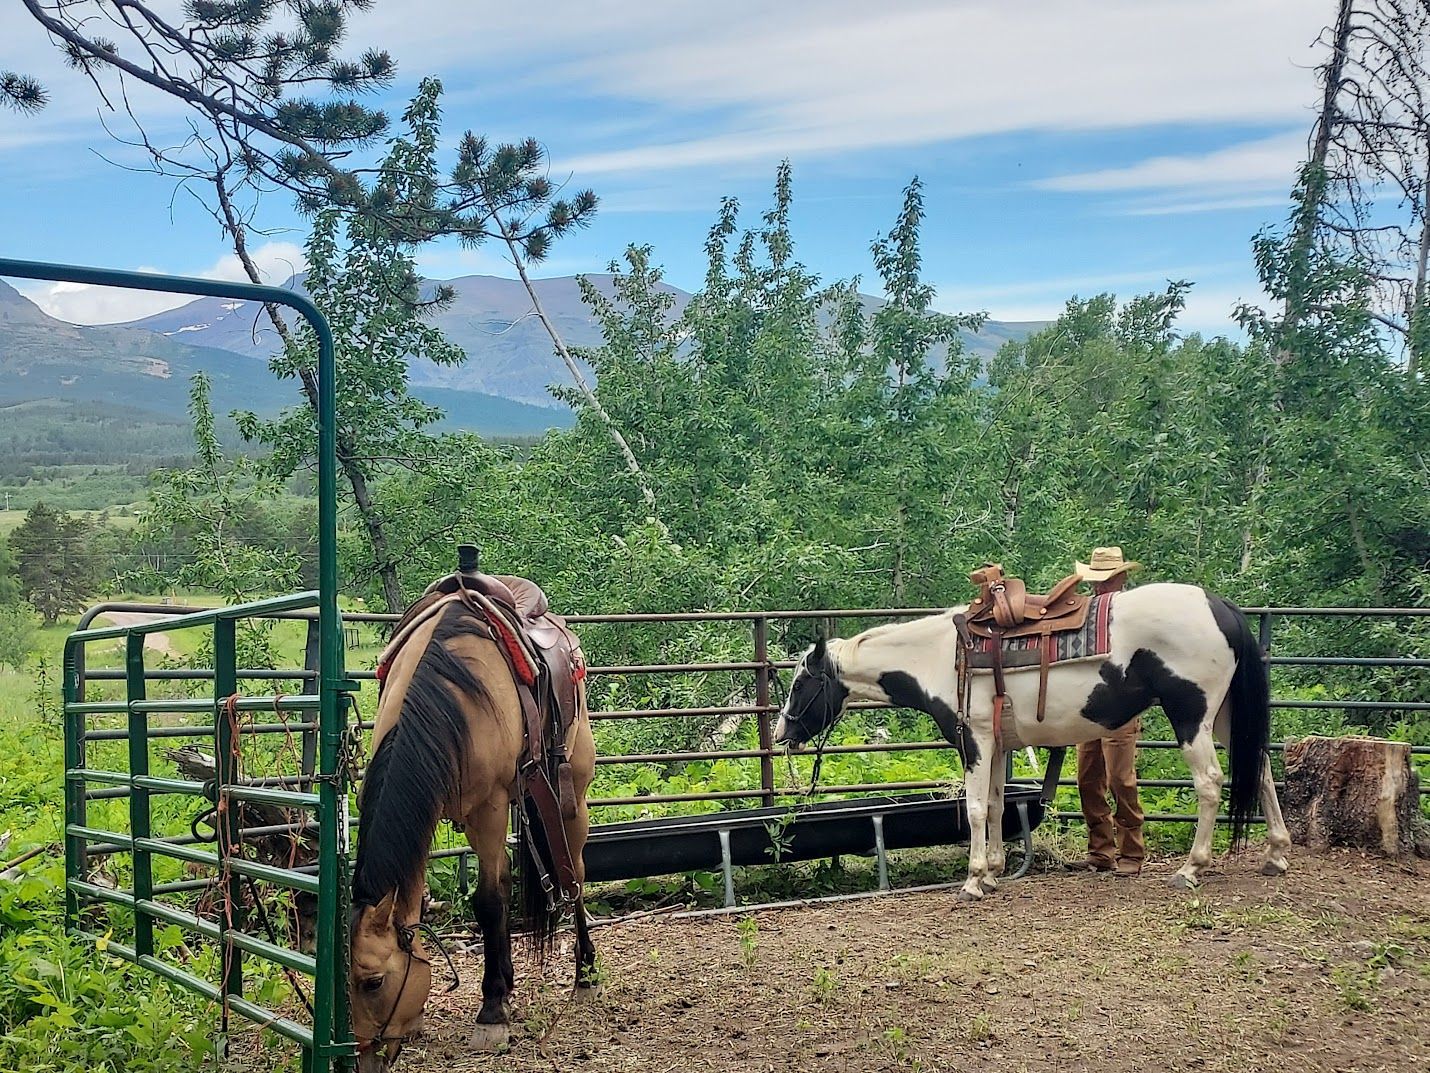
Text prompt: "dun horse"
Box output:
[[775, 582, 1292, 897], [348, 569, 597, 1071]]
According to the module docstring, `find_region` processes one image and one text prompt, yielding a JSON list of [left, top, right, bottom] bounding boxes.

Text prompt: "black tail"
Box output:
[[1219, 597, 1270, 849], [513, 795, 560, 960]]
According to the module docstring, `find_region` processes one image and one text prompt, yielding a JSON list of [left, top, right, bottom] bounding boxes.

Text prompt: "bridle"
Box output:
[[778, 655, 844, 790], [355, 919, 459, 1058]]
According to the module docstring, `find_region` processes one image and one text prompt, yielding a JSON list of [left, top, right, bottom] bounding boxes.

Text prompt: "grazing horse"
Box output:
[[774, 583, 1291, 898], [348, 592, 597, 1071]]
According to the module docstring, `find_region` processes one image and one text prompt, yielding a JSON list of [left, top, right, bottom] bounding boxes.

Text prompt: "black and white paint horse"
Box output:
[[773, 583, 1291, 897]]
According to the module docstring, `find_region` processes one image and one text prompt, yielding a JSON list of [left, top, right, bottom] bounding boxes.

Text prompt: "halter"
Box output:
[[778, 654, 844, 792], [354, 919, 459, 1058]]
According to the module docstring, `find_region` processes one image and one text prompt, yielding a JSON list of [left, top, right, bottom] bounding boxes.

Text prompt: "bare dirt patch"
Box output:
[[406, 850, 1430, 1073], [96, 610, 180, 658]]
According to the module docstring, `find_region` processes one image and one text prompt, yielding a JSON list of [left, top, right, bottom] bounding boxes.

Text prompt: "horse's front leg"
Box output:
[[982, 745, 1008, 892], [466, 796, 514, 1050], [959, 725, 997, 901]]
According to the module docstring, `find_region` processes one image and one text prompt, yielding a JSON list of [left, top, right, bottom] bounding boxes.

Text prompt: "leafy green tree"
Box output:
[[0, 541, 22, 606], [9, 503, 97, 625], [234, 81, 576, 611], [137, 376, 302, 605], [0, 606, 40, 673]]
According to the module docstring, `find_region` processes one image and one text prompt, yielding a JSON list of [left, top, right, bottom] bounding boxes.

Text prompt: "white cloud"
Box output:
[[937, 271, 1264, 335], [548, 1, 1325, 177], [1115, 194, 1292, 217], [4, 1, 1326, 186], [1034, 131, 1308, 195], [17, 241, 307, 324], [939, 263, 1237, 306]]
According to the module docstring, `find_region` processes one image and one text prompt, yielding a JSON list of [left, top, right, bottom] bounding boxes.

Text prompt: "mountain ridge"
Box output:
[[109, 272, 1046, 405]]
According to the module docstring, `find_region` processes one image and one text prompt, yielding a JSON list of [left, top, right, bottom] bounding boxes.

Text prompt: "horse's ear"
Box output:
[[811, 636, 827, 663], [363, 891, 396, 934]]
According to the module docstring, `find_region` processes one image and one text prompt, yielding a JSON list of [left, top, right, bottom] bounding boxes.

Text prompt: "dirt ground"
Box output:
[[403, 849, 1430, 1073]]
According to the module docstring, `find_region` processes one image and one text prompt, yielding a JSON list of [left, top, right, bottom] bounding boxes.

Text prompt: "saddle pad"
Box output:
[[966, 593, 1115, 671]]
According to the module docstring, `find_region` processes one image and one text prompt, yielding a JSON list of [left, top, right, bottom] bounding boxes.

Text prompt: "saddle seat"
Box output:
[[399, 570, 585, 739], [963, 563, 1089, 639]]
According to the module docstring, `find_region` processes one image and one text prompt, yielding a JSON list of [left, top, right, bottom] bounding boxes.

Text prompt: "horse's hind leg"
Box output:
[[1214, 706, 1290, 876], [466, 796, 514, 1050], [564, 719, 599, 995], [1257, 753, 1291, 875]]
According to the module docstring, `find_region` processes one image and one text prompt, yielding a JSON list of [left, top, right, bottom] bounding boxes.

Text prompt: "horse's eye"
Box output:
[[362, 976, 384, 993]]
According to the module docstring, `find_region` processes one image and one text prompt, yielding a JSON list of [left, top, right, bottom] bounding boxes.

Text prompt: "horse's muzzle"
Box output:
[[771, 713, 795, 746]]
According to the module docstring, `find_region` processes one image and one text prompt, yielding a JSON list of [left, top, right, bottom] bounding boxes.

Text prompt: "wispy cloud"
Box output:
[[17, 241, 307, 324], [936, 267, 1261, 334], [1114, 193, 1291, 217], [1034, 131, 1307, 195]]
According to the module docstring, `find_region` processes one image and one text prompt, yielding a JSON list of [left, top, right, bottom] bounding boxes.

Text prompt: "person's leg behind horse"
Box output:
[[1075, 735, 1115, 871], [1105, 715, 1145, 875]]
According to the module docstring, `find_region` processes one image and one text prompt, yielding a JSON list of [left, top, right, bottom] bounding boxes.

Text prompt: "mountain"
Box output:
[[117, 273, 1044, 405], [2, 270, 1044, 458], [0, 279, 574, 437], [117, 273, 683, 406]]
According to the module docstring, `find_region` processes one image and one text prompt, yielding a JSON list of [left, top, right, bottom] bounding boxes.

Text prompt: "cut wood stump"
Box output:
[[1283, 736, 1430, 858]]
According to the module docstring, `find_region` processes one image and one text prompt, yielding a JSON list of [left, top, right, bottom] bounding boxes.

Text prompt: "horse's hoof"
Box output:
[[572, 983, 604, 1003], [1167, 873, 1197, 891], [1260, 860, 1288, 877], [469, 1023, 510, 1052], [979, 876, 1000, 893], [956, 887, 983, 902]]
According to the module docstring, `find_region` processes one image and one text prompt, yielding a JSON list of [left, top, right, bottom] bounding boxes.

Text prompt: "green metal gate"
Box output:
[[0, 258, 358, 1072]]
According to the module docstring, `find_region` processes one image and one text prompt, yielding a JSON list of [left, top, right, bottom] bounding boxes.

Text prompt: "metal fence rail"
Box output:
[[66, 603, 1430, 827]]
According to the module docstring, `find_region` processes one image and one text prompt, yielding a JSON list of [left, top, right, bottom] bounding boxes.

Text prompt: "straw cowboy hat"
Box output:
[[1076, 546, 1142, 582]]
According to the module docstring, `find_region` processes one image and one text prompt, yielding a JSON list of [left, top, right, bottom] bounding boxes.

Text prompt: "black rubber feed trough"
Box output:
[[583, 787, 1046, 904]]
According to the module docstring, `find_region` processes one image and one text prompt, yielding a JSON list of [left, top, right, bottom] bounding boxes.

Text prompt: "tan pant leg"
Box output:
[[1103, 716, 1145, 865], [1077, 737, 1115, 865]]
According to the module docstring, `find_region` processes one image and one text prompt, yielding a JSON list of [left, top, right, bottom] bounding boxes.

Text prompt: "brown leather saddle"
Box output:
[[954, 563, 1091, 731], [383, 569, 587, 906], [963, 563, 1088, 636], [952, 563, 1093, 804]]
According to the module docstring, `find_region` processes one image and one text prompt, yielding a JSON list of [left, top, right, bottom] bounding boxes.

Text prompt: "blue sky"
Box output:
[[0, 1, 1330, 334]]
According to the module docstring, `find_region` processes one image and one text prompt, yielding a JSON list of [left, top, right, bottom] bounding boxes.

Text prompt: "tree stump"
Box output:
[[1283, 736, 1430, 858]]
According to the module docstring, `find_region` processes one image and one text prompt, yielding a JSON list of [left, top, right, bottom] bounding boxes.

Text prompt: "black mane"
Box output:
[[352, 604, 485, 906]]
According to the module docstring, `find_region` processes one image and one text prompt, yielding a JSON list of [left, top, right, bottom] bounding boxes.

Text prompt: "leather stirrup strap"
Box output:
[[523, 764, 579, 900], [1036, 633, 1053, 721], [989, 637, 1007, 750], [1040, 747, 1066, 805]]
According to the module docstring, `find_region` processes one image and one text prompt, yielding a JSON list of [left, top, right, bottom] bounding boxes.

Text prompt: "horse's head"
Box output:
[[349, 893, 432, 1073], [773, 637, 851, 747]]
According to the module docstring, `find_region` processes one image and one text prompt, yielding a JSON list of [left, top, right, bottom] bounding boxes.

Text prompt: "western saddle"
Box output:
[[378, 550, 586, 907], [962, 563, 1088, 636], [953, 564, 1093, 802]]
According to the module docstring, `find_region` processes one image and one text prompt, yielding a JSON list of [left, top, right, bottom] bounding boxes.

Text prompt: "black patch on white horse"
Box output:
[[1081, 649, 1208, 745], [877, 670, 980, 772]]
